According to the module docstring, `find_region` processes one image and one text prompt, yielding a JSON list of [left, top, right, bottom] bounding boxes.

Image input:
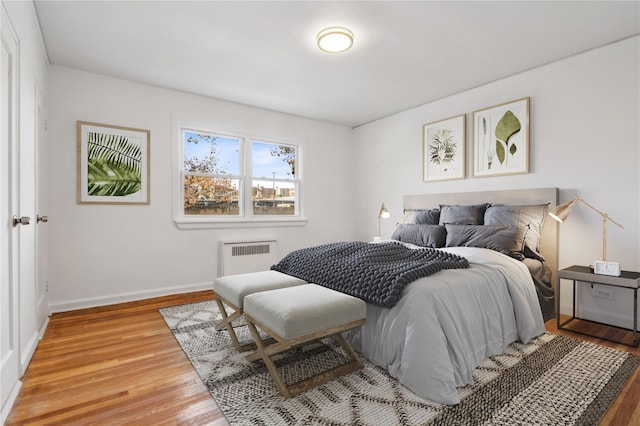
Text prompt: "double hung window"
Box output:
[[175, 125, 301, 226]]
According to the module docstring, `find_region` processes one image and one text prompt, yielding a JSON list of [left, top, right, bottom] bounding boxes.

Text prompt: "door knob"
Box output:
[[36, 215, 49, 223], [12, 215, 31, 227]]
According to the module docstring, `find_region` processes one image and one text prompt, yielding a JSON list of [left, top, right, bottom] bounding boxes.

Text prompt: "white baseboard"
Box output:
[[38, 316, 50, 341], [49, 282, 214, 313], [17, 317, 51, 379], [20, 331, 40, 376], [1, 379, 22, 424]]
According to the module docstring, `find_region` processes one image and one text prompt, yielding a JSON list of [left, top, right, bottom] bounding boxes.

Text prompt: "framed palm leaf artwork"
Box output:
[[472, 97, 529, 177], [77, 121, 150, 204], [423, 114, 466, 182]]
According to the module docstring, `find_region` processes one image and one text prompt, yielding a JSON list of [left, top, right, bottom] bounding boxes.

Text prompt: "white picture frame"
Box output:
[[77, 121, 150, 204]]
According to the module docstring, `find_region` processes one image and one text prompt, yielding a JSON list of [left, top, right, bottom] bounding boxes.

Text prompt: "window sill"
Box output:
[[174, 217, 308, 230]]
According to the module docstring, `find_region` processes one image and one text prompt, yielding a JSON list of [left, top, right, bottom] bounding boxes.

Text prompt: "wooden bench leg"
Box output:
[[214, 299, 242, 331], [286, 350, 362, 397], [244, 316, 364, 399], [245, 316, 291, 398], [214, 296, 256, 353], [334, 333, 364, 369]]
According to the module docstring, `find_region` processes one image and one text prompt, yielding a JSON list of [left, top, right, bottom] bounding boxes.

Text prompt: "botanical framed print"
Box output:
[[472, 97, 529, 177], [77, 121, 150, 204], [423, 114, 466, 182]]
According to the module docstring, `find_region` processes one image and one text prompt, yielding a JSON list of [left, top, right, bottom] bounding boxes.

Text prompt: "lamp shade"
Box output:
[[548, 197, 578, 223], [377, 202, 391, 239], [378, 203, 391, 220]]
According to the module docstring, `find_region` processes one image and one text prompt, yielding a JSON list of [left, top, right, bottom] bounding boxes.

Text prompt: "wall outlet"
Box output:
[[592, 285, 614, 300]]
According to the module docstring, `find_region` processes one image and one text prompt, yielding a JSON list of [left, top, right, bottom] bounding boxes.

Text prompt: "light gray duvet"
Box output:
[[343, 245, 545, 405]]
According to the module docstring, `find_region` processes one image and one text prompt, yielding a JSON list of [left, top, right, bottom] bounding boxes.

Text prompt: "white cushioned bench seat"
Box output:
[[213, 270, 307, 308], [244, 284, 366, 340], [213, 270, 307, 352], [243, 284, 366, 398]]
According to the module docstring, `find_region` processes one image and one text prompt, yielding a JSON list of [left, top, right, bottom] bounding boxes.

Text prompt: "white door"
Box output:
[[35, 85, 48, 328], [1, 9, 22, 418]]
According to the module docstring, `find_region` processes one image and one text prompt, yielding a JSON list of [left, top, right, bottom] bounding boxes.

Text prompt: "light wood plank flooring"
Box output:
[[6, 291, 226, 425], [6, 293, 639, 425]]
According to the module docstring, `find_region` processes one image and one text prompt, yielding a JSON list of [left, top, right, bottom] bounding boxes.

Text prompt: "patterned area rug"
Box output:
[[159, 300, 640, 425]]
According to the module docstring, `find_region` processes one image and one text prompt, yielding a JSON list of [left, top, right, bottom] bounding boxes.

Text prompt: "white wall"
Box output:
[[353, 37, 640, 328], [48, 66, 354, 311]]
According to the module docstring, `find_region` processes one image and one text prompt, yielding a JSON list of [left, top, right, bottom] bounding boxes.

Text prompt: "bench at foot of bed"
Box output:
[[213, 270, 307, 352], [243, 283, 366, 398]]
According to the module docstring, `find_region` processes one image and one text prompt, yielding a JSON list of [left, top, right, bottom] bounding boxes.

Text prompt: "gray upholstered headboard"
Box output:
[[404, 187, 559, 291]]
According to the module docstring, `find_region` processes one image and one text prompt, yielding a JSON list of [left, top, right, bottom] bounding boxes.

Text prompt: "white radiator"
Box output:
[[218, 240, 278, 277]]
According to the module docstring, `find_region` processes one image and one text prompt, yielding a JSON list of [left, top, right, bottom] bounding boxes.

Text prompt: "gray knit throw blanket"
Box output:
[[271, 242, 469, 308]]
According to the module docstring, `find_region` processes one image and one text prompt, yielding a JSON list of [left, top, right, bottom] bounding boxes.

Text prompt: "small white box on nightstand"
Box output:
[[593, 261, 621, 276]]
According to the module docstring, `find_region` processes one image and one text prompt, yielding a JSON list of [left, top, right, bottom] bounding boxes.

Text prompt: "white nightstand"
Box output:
[[557, 265, 640, 347]]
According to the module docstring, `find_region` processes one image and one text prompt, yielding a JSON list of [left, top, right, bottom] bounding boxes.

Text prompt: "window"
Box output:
[[251, 141, 297, 216], [175, 125, 302, 227], [183, 130, 241, 216]]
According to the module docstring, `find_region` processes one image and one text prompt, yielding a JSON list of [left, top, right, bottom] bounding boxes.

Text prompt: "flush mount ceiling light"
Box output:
[[316, 27, 354, 53]]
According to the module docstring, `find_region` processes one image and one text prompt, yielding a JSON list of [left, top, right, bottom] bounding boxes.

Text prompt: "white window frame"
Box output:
[[172, 121, 306, 229]]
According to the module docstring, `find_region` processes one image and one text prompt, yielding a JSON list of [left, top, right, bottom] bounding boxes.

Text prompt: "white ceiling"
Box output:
[[34, 1, 639, 128]]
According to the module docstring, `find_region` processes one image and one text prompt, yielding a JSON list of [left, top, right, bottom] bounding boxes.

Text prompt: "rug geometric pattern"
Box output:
[[160, 300, 640, 425]]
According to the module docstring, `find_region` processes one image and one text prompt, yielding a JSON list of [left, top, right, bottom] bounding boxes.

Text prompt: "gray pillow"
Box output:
[[391, 224, 446, 248], [439, 203, 490, 225], [484, 204, 549, 260], [403, 209, 440, 225], [445, 224, 528, 260]]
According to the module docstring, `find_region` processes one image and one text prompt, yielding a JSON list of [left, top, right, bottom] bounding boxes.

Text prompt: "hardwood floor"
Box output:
[[6, 295, 639, 425], [6, 291, 227, 426]]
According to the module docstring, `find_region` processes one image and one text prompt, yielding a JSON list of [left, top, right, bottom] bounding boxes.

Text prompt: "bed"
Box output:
[[271, 187, 558, 405], [338, 187, 559, 405]]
